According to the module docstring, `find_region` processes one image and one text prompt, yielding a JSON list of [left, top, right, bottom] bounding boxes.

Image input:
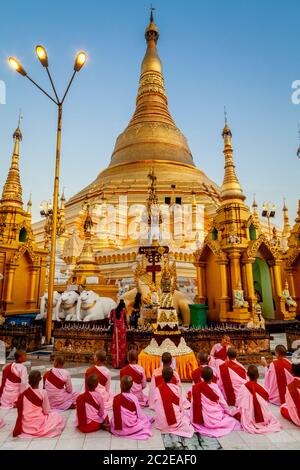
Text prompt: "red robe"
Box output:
[[76, 391, 106, 433], [13, 388, 43, 437], [43, 369, 65, 390], [245, 382, 269, 424], [85, 365, 108, 390], [158, 382, 180, 426], [219, 360, 247, 406], [273, 358, 292, 405], [120, 365, 143, 385], [113, 393, 137, 430], [192, 381, 219, 425], [0, 363, 21, 397]]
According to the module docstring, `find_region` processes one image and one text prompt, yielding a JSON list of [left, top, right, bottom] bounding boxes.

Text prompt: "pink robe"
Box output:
[[218, 359, 247, 405], [281, 377, 300, 427], [120, 364, 148, 407], [74, 390, 105, 427], [149, 367, 181, 410], [153, 383, 194, 438], [15, 388, 66, 439], [209, 343, 229, 369], [191, 382, 240, 437], [235, 382, 281, 434], [44, 368, 79, 411], [264, 360, 293, 406], [0, 363, 28, 409], [111, 392, 154, 440], [86, 365, 114, 411]]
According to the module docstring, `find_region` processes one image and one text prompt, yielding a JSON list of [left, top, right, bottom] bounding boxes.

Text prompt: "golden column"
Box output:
[[217, 259, 230, 317], [243, 257, 256, 305], [195, 262, 206, 304], [28, 266, 39, 303], [286, 268, 296, 298], [4, 265, 16, 304], [228, 250, 242, 291]]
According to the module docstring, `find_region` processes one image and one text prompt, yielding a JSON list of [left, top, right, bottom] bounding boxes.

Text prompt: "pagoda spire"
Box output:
[[220, 116, 245, 203], [252, 194, 260, 223], [1, 120, 23, 208], [282, 199, 291, 238], [109, 11, 194, 167]]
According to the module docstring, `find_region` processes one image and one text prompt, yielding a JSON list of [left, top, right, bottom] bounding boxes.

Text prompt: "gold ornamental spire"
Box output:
[[109, 12, 194, 167], [220, 116, 245, 202], [1, 122, 23, 208], [296, 199, 300, 224], [282, 199, 291, 238]]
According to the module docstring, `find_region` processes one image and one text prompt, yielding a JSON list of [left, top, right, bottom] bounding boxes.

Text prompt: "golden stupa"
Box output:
[[33, 13, 220, 281]]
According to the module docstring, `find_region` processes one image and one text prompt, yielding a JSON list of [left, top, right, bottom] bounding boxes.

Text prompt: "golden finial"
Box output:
[[220, 113, 245, 202], [27, 193, 32, 215], [282, 197, 291, 238], [1, 116, 24, 208], [296, 199, 300, 223], [145, 5, 159, 43]]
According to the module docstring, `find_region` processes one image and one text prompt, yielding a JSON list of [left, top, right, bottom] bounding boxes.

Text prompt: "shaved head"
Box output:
[[15, 350, 26, 363], [86, 373, 99, 391], [202, 366, 213, 383], [227, 348, 237, 360], [121, 375, 133, 393], [162, 352, 172, 366], [247, 365, 259, 381], [54, 355, 65, 367], [162, 366, 174, 383], [94, 350, 106, 364], [128, 350, 138, 363], [197, 352, 209, 365]]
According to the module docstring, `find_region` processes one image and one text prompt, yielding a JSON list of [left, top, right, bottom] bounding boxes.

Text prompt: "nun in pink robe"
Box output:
[[85, 365, 114, 411], [74, 390, 106, 432], [234, 382, 281, 434], [120, 364, 148, 407], [13, 387, 66, 439], [153, 382, 194, 438], [148, 366, 181, 410], [264, 359, 293, 406], [209, 342, 230, 369], [191, 381, 240, 437], [218, 359, 247, 406], [0, 362, 28, 409], [44, 368, 79, 411], [111, 392, 154, 440], [280, 377, 300, 427]]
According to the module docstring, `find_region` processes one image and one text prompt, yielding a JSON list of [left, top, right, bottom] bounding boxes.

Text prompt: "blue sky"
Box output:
[[0, 0, 299, 223]]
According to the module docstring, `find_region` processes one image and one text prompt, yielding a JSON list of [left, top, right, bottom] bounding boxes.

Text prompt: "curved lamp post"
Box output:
[[8, 47, 87, 344]]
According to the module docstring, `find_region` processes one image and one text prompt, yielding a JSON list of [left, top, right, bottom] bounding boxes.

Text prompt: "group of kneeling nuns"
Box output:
[[0, 335, 299, 440]]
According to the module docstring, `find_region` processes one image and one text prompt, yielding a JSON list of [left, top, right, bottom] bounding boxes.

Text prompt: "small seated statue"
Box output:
[[247, 302, 265, 329], [233, 283, 249, 308], [282, 281, 297, 309]]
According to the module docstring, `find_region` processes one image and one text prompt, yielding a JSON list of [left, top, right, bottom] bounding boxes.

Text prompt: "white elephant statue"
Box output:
[[36, 291, 61, 320], [77, 290, 117, 322], [59, 291, 80, 321]]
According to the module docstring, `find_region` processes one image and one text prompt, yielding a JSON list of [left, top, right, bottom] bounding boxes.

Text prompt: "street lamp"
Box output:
[[8, 47, 87, 344], [261, 202, 276, 239]]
